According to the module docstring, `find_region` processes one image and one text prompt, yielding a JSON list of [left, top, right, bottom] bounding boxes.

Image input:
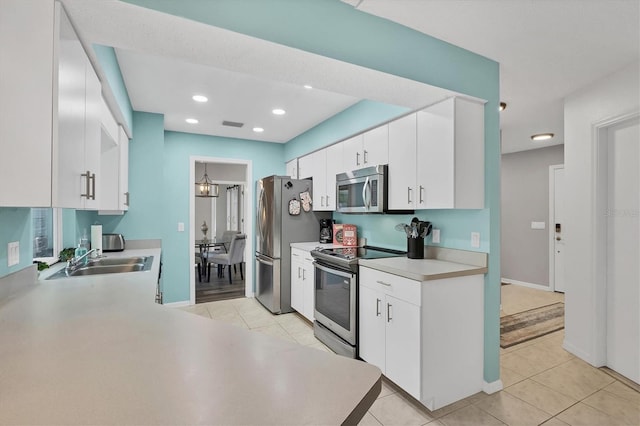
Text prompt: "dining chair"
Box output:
[[206, 234, 246, 284]]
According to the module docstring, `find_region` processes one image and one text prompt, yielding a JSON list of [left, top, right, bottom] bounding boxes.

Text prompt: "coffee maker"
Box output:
[[319, 219, 334, 243]]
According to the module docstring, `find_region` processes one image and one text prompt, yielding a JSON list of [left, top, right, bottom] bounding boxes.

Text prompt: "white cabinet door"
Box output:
[[312, 149, 328, 211], [290, 250, 304, 314], [385, 295, 421, 399], [99, 130, 119, 211], [324, 143, 343, 211], [363, 125, 388, 167], [83, 63, 102, 210], [297, 153, 314, 179], [358, 284, 386, 370], [342, 134, 363, 171], [286, 159, 298, 179], [388, 114, 417, 210], [301, 254, 315, 321]]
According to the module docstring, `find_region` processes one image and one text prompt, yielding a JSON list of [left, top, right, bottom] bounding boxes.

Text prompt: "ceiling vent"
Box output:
[[222, 120, 244, 128]]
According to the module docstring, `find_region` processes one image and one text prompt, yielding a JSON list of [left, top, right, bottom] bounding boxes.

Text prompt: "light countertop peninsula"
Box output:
[[0, 247, 380, 425]]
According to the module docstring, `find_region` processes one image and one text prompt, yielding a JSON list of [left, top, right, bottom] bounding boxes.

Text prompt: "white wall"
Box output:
[[563, 61, 640, 365], [501, 145, 564, 287]]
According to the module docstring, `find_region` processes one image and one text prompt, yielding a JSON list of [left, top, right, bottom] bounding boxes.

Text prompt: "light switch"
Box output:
[[8, 241, 19, 267], [471, 232, 480, 248], [431, 229, 441, 244], [177, 222, 185, 232], [531, 221, 546, 230]]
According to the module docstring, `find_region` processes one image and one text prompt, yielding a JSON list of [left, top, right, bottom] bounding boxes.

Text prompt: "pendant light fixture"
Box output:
[[195, 163, 219, 197]]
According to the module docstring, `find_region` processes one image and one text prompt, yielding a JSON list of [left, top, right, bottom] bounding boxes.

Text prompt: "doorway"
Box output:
[[549, 164, 565, 292], [189, 156, 253, 305], [593, 114, 639, 384]]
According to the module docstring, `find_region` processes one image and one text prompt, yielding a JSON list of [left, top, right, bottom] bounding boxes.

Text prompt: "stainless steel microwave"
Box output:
[[336, 165, 387, 214]]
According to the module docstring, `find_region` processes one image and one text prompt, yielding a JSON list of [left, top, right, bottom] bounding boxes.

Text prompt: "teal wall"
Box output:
[[0, 208, 32, 278], [93, 44, 134, 131], [285, 100, 410, 161], [97, 112, 165, 239], [161, 132, 283, 303]]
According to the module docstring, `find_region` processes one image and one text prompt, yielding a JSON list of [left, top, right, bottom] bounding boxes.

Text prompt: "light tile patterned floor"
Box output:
[[179, 286, 640, 426]]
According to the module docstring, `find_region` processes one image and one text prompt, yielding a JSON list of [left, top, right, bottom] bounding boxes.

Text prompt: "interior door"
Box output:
[[552, 166, 566, 292], [605, 117, 639, 383]]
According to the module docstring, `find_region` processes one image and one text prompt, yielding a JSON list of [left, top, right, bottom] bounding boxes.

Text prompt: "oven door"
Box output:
[[313, 261, 357, 344]]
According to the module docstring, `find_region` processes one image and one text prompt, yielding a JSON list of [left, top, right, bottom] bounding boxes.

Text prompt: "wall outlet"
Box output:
[[431, 229, 441, 244], [8, 241, 19, 267], [471, 232, 480, 248], [177, 222, 185, 232], [531, 221, 546, 230]]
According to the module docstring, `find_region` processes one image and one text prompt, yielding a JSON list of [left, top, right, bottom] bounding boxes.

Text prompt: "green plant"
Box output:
[[33, 261, 49, 271], [59, 247, 76, 262]]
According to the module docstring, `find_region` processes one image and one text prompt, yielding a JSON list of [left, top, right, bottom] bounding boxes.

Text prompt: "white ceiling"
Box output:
[[61, 0, 639, 152], [353, 0, 640, 153]]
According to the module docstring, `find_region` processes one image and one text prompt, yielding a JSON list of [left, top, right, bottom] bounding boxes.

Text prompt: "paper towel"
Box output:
[[91, 224, 102, 256]]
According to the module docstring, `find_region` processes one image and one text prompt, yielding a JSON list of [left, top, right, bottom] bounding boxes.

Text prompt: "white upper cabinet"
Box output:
[[0, 1, 103, 209], [342, 126, 389, 171], [297, 153, 314, 180], [417, 97, 485, 209], [387, 97, 485, 210], [118, 126, 130, 211], [286, 158, 298, 179], [310, 149, 327, 211], [323, 143, 343, 211], [388, 113, 418, 210]]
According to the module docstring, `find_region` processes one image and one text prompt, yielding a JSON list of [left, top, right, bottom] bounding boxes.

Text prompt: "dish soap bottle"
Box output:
[[74, 237, 88, 265]]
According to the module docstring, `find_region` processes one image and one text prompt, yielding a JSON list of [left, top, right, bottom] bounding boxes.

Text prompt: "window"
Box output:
[[32, 208, 62, 264]]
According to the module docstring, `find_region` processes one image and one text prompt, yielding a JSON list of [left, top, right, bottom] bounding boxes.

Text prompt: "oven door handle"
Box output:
[[313, 261, 355, 279]]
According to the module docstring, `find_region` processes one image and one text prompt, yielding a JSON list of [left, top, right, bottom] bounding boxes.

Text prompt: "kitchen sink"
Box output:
[[47, 256, 154, 279]]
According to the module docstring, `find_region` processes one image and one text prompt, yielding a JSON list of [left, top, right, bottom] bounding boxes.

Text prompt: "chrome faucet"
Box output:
[[66, 248, 98, 272]]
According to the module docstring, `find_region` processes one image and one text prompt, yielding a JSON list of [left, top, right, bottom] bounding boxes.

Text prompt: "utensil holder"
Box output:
[[407, 237, 424, 259]]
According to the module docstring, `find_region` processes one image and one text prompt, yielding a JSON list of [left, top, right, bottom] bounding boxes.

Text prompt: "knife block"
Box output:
[[407, 237, 425, 259]]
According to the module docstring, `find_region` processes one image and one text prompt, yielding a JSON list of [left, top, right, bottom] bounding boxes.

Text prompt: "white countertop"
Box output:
[[359, 256, 488, 281], [290, 241, 341, 251], [0, 248, 380, 425]]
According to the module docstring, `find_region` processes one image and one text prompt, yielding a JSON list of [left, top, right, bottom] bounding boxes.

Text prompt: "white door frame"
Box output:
[[591, 110, 639, 365], [189, 156, 253, 305], [548, 164, 564, 292]]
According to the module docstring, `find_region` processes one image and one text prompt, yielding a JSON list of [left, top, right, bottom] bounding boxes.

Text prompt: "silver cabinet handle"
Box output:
[[363, 149, 368, 164], [125, 191, 130, 206], [326, 194, 330, 205], [356, 152, 360, 166], [302, 269, 306, 280], [376, 280, 391, 287], [320, 195, 325, 207], [298, 266, 302, 278], [387, 303, 392, 322], [81, 170, 91, 199], [376, 298, 381, 316], [419, 185, 424, 204], [90, 172, 96, 200], [407, 187, 412, 203]]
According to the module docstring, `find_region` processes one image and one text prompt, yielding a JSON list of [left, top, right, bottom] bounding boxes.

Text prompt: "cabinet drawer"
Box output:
[[291, 248, 305, 259], [360, 267, 421, 306]]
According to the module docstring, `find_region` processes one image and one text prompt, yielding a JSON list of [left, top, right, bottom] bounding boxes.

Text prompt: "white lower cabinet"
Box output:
[[290, 248, 315, 321], [359, 266, 484, 410]]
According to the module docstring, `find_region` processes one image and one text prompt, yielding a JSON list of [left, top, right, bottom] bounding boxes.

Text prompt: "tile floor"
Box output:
[[179, 286, 640, 426]]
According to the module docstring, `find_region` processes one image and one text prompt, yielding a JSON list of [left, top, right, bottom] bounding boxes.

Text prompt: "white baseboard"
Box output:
[[502, 277, 551, 292], [483, 379, 503, 394], [163, 300, 191, 308], [563, 340, 598, 366]]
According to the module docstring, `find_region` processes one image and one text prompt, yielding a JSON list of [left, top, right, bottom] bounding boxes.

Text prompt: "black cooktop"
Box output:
[[313, 246, 406, 261]]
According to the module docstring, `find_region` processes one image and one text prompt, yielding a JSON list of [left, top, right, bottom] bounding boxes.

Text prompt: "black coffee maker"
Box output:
[[319, 219, 334, 243]]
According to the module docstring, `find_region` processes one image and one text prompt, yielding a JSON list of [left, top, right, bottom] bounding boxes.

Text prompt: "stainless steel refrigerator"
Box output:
[[255, 175, 330, 314]]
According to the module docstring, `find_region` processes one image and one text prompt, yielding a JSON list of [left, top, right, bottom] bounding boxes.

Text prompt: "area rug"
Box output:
[[500, 302, 564, 348]]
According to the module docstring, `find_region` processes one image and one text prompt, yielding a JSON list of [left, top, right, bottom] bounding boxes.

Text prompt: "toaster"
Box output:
[[102, 234, 125, 252]]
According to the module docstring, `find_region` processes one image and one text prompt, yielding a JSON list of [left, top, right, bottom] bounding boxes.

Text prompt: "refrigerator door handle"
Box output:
[[256, 253, 274, 266]]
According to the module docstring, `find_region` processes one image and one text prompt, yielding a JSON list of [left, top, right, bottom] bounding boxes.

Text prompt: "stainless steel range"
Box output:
[[310, 245, 405, 358]]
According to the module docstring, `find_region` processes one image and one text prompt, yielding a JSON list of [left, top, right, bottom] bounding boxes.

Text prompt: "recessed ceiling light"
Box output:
[[499, 102, 507, 111], [192, 95, 208, 103], [272, 108, 286, 115], [253, 127, 264, 133], [185, 118, 199, 124], [531, 133, 554, 141], [303, 84, 313, 89]]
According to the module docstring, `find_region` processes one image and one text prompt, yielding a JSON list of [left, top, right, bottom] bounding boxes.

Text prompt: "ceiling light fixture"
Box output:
[[303, 84, 313, 89], [272, 108, 286, 115], [186, 118, 199, 124], [192, 95, 208, 103], [253, 127, 264, 133], [499, 102, 507, 111], [531, 133, 554, 141], [195, 163, 219, 198]]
